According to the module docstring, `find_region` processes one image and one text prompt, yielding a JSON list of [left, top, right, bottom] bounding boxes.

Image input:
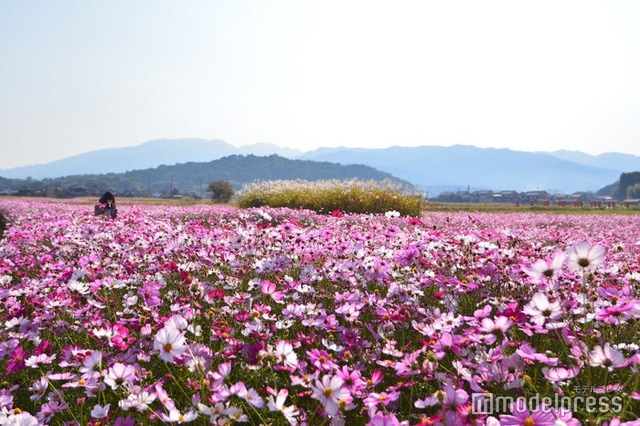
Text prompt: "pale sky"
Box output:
[[2, 0, 640, 169]]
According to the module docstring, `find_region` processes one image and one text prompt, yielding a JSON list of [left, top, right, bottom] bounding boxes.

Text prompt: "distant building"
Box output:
[[521, 191, 549, 204], [431, 188, 613, 207], [496, 190, 520, 203], [471, 190, 494, 203]]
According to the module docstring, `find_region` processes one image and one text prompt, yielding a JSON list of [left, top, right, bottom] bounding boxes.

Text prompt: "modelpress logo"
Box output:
[[471, 392, 623, 416]]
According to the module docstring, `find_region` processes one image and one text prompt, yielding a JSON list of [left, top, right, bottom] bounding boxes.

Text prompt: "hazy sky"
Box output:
[[2, 1, 640, 169]]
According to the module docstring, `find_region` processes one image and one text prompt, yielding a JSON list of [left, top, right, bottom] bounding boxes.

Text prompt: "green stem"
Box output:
[[163, 361, 192, 404]]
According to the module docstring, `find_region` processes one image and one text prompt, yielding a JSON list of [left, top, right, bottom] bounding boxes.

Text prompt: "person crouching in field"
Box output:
[[95, 191, 118, 219]]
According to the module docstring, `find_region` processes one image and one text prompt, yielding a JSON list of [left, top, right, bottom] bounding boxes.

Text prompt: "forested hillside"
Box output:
[[0, 154, 412, 198]]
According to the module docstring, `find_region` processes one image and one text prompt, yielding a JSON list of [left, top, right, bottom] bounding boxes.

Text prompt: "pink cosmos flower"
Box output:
[[541, 365, 580, 382], [364, 370, 384, 388], [478, 316, 514, 343], [335, 365, 364, 394], [114, 417, 136, 426], [415, 382, 468, 410], [261, 280, 285, 302], [499, 400, 556, 425], [595, 304, 635, 325], [79, 350, 103, 374], [589, 343, 626, 371], [108, 324, 132, 351], [393, 245, 421, 267], [231, 382, 265, 408], [516, 342, 559, 366], [155, 381, 176, 411], [525, 251, 566, 283], [211, 361, 232, 385], [566, 241, 605, 272], [153, 327, 187, 363], [138, 281, 162, 307], [6, 347, 28, 374], [363, 390, 401, 411], [306, 348, 338, 371], [36, 399, 67, 423], [367, 412, 403, 425], [28, 376, 49, 401]]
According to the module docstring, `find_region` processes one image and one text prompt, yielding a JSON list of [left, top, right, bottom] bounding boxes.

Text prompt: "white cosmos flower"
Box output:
[[68, 280, 90, 295], [153, 327, 187, 363], [523, 293, 562, 325], [566, 242, 605, 272], [103, 363, 137, 390], [3, 412, 39, 426], [90, 403, 110, 419], [268, 388, 300, 425], [310, 374, 349, 416], [160, 408, 198, 423], [25, 353, 56, 368], [274, 340, 298, 369], [164, 315, 188, 331]]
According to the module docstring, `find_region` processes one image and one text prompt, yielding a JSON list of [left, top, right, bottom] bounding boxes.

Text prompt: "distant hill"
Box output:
[[3, 138, 640, 195], [0, 154, 413, 198], [299, 145, 623, 194], [0, 138, 302, 179], [544, 150, 640, 172], [596, 171, 640, 200]]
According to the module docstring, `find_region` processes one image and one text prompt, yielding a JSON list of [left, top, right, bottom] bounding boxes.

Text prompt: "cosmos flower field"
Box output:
[[0, 200, 639, 425]]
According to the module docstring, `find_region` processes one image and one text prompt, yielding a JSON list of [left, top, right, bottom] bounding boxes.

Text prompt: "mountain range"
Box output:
[[2, 138, 639, 195], [1, 139, 302, 179], [299, 145, 633, 195]]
